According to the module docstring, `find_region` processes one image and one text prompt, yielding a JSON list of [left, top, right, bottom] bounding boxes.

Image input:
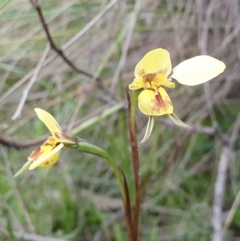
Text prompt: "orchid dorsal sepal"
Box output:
[[141, 116, 155, 143], [35, 108, 62, 136], [34, 108, 77, 145], [171, 55, 226, 86], [168, 113, 189, 128], [134, 48, 172, 78]]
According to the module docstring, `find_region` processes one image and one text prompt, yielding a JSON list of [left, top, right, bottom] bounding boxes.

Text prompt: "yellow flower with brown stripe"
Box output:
[[14, 108, 77, 177], [129, 48, 226, 142]]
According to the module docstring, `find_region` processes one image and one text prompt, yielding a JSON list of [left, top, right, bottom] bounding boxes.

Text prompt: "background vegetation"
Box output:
[[0, 0, 240, 240]]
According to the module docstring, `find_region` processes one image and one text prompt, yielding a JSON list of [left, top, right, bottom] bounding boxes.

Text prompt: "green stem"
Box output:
[[76, 141, 126, 203], [130, 90, 140, 132], [76, 141, 134, 240]]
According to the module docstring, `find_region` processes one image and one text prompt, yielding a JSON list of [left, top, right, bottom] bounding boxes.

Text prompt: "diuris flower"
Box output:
[[129, 48, 226, 142], [14, 108, 77, 177]]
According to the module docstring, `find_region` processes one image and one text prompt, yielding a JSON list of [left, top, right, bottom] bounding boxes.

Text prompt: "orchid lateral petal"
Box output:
[[169, 113, 189, 128], [35, 108, 62, 136], [129, 78, 146, 90], [29, 143, 64, 170], [171, 55, 226, 86], [14, 160, 32, 177], [141, 116, 155, 143], [138, 88, 173, 116], [155, 78, 175, 89], [134, 48, 172, 78]]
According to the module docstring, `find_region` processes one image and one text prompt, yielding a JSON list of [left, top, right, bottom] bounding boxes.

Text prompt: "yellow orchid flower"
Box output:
[[129, 48, 226, 142], [14, 108, 77, 177]]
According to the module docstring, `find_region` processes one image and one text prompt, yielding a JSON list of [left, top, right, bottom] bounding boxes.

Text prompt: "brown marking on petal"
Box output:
[[155, 94, 167, 110], [143, 71, 167, 85], [55, 132, 77, 145], [28, 146, 41, 161], [151, 91, 172, 113], [143, 73, 156, 82], [28, 136, 60, 163]]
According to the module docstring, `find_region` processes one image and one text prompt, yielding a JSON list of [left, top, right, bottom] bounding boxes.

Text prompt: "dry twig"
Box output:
[[28, 0, 100, 82], [0, 111, 232, 150], [11, 44, 50, 120], [223, 189, 240, 234], [28, 0, 120, 102], [212, 146, 232, 241]]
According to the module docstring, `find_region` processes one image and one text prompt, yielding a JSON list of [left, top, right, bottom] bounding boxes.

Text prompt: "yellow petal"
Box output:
[[171, 55, 226, 86], [168, 113, 189, 128], [141, 116, 154, 143], [28, 136, 58, 161], [14, 160, 32, 177], [155, 77, 175, 88], [134, 48, 172, 78], [138, 88, 173, 116], [38, 151, 59, 168], [29, 142, 64, 170], [35, 108, 62, 136], [35, 108, 77, 145], [129, 77, 146, 90]]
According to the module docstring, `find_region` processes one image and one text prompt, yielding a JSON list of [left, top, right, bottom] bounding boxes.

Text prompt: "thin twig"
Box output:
[[199, 0, 219, 127], [0, 110, 231, 150], [0, 0, 81, 105], [28, 0, 120, 103], [161, 119, 216, 135], [212, 146, 232, 241], [110, 0, 141, 91], [223, 189, 240, 234], [221, 114, 240, 235], [29, 0, 100, 82], [161, 119, 230, 144], [11, 44, 50, 120], [0, 135, 46, 150], [0, 103, 125, 149]]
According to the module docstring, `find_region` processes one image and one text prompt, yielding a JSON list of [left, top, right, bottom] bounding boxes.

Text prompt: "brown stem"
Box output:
[[120, 169, 134, 241], [0, 135, 45, 150], [29, 0, 100, 82], [126, 89, 141, 241]]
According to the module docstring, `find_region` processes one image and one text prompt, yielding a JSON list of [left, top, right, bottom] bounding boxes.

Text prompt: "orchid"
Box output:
[[129, 48, 226, 142], [14, 108, 77, 177]]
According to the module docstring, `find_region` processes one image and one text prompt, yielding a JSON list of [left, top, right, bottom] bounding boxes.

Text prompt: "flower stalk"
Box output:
[[76, 141, 126, 202], [76, 140, 133, 241], [127, 89, 141, 241]]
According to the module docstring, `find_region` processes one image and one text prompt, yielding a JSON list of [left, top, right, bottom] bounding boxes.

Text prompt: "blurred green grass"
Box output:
[[0, 0, 240, 241]]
